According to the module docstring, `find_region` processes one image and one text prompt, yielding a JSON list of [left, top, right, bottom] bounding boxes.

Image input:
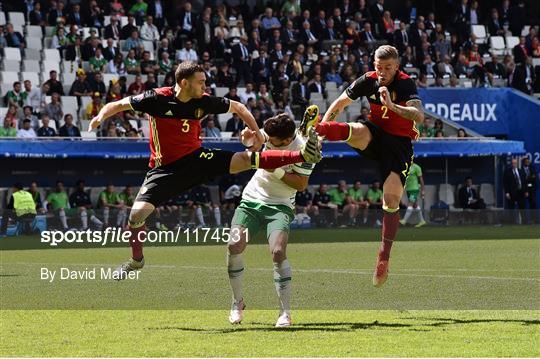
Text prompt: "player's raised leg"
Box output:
[[373, 171, 403, 287], [268, 229, 292, 328], [227, 224, 249, 324]]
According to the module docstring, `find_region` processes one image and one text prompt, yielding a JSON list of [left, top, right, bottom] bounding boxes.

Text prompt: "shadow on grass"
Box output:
[[146, 320, 412, 333], [407, 317, 540, 327]]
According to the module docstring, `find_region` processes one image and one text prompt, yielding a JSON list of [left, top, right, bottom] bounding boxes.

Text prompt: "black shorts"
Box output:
[[354, 121, 414, 186], [136, 147, 235, 206]]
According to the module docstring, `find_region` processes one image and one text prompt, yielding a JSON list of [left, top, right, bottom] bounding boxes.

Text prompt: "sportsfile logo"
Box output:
[[40, 227, 249, 246], [424, 103, 497, 122]]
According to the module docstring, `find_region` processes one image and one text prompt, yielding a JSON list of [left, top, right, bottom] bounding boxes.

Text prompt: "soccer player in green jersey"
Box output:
[[226, 108, 318, 328], [98, 184, 126, 227], [400, 162, 426, 227], [46, 181, 70, 231]]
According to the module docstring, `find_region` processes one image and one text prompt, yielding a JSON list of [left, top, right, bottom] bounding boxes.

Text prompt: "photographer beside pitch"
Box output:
[[88, 61, 322, 279], [299, 45, 424, 287]]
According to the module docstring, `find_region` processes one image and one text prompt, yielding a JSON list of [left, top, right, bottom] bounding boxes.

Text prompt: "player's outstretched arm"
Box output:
[[88, 97, 133, 132], [379, 86, 424, 124], [229, 100, 265, 150], [322, 92, 354, 123]]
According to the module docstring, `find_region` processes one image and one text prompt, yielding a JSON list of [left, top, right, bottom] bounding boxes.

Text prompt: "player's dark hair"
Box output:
[[13, 182, 24, 190], [374, 45, 399, 60], [175, 61, 204, 84], [264, 113, 295, 140]]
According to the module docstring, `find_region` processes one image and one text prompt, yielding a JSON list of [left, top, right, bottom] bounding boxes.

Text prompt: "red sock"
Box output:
[[256, 150, 305, 169], [315, 122, 350, 141], [379, 211, 399, 261], [128, 224, 146, 261]]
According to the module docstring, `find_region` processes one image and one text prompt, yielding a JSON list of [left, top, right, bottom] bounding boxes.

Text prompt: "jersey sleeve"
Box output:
[[204, 96, 231, 115], [345, 75, 374, 101], [401, 78, 421, 103], [292, 162, 315, 177], [129, 89, 158, 114], [415, 164, 422, 177]]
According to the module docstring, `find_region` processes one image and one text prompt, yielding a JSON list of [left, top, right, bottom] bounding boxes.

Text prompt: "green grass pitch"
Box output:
[[1, 226, 539, 357]]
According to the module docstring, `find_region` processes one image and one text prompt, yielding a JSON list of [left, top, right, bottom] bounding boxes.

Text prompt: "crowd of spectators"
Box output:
[[0, 0, 539, 140]]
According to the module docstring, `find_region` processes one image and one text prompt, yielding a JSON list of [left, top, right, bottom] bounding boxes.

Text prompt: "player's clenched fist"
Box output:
[[378, 86, 393, 109]]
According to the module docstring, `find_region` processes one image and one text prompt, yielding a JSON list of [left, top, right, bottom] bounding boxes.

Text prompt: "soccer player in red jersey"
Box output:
[[88, 61, 322, 279], [299, 45, 424, 287]]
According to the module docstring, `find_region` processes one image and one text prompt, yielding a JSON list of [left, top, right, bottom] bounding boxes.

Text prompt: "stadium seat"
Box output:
[[43, 49, 61, 62], [2, 59, 21, 72], [80, 96, 92, 118], [7, 12, 25, 28], [24, 48, 41, 61], [438, 184, 458, 210], [42, 60, 60, 74], [471, 25, 487, 43], [89, 187, 106, 206], [61, 96, 78, 115], [521, 25, 530, 37], [26, 25, 42, 37], [0, 107, 8, 118], [0, 12, 6, 25], [140, 121, 150, 138], [25, 37, 43, 50], [142, 40, 154, 53], [505, 36, 519, 51], [21, 72, 40, 85], [533, 58, 540, 67], [215, 87, 229, 97], [3, 47, 21, 62], [44, 26, 55, 37], [119, 16, 128, 27], [23, 59, 40, 72], [310, 92, 324, 101], [81, 131, 97, 139], [325, 81, 337, 91], [1, 71, 19, 84], [479, 183, 496, 208], [489, 36, 505, 56], [102, 73, 119, 86], [221, 131, 233, 139], [129, 120, 138, 130], [0, 83, 12, 96], [217, 113, 233, 130], [311, 99, 327, 112], [62, 71, 77, 86]]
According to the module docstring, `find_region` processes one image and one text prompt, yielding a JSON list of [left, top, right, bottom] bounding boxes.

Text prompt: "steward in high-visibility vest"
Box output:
[[13, 190, 38, 217]]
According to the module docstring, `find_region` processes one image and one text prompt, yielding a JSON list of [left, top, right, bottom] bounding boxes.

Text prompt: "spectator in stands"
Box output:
[[178, 2, 197, 39], [105, 121, 121, 137], [69, 180, 104, 230], [422, 55, 437, 76], [98, 184, 126, 227], [457, 128, 468, 138], [458, 177, 486, 210], [504, 158, 528, 224], [158, 51, 173, 74], [82, 36, 103, 62], [435, 130, 445, 138], [202, 118, 221, 138], [485, 53, 506, 81], [124, 49, 141, 75], [110, 0, 125, 16], [221, 114, 242, 137], [29, 2, 45, 26], [239, 83, 256, 104], [140, 15, 159, 42], [104, 15, 121, 41], [89, 48, 107, 73], [69, 69, 92, 103], [367, 180, 383, 227], [107, 52, 126, 75], [140, 51, 159, 75], [58, 114, 81, 137], [531, 37, 540, 58], [23, 80, 42, 112], [121, 14, 138, 40], [46, 180, 70, 231], [295, 187, 316, 217], [513, 36, 529, 65], [6, 82, 27, 110], [144, 73, 158, 91], [89, 72, 106, 94], [156, 38, 174, 62], [512, 57, 536, 95], [3, 105, 18, 129], [123, 29, 144, 53], [86, 92, 104, 121], [37, 115, 57, 137], [522, 157, 537, 223], [16, 119, 37, 138], [437, 55, 455, 77], [128, 75, 144, 95], [487, 8, 505, 36], [0, 116, 17, 137], [64, 35, 83, 62], [47, 1, 65, 28], [20, 106, 39, 130], [301, 21, 319, 48], [50, 27, 68, 55], [5, 23, 25, 56], [0, 26, 6, 57], [313, 184, 337, 227], [434, 33, 451, 62], [224, 87, 241, 103], [43, 92, 63, 124], [129, 0, 149, 26]]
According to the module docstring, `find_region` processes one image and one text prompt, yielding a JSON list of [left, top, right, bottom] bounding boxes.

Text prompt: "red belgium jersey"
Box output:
[[346, 70, 421, 140], [129, 87, 231, 168]]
